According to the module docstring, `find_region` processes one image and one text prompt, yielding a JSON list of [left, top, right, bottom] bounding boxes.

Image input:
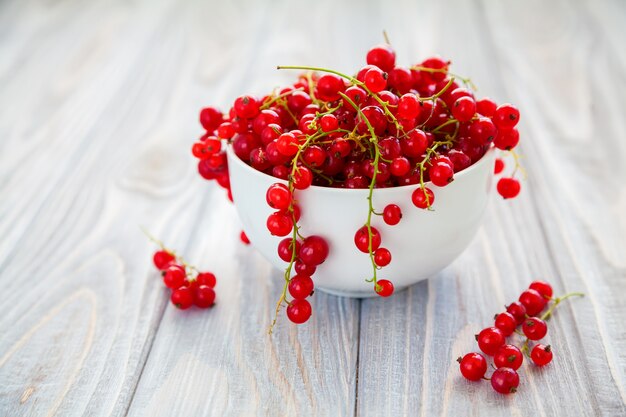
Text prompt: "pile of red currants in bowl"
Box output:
[[192, 42, 524, 328]]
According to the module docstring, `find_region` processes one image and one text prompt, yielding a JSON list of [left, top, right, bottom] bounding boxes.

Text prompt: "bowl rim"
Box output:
[[226, 142, 494, 194]]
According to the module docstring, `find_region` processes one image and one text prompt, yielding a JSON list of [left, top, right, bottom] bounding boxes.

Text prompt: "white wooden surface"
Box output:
[[1, 0, 625, 416]]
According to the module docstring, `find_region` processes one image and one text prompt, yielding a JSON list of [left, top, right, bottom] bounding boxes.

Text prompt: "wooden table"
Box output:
[[1, 0, 625, 415]]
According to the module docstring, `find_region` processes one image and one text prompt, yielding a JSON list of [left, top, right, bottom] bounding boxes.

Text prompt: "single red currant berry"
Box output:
[[354, 226, 382, 253], [194, 285, 216, 308], [240, 231, 250, 245], [522, 317, 548, 340], [303, 145, 327, 168], [476, 327, 506, 356], [419, 56, 449, 82], [494, 312, 517, 336], [494, 128, 519, 150], [320, 114, 339, 132], [217, 122, 235, 139], [429, 162, 454, 187], [286, 299, 312, 324], [233, 95, 260, 119], [356, 106, 388, 135], [364, 67, 388, 93], [277, 238, 301, 263], [375, 279, 394, 297], [469, 117, 497, 145], [196, 272, 216, 288], [366, 44, 396, 72], [457, 352, 488, 381], [266, 183, 292, 210], [163, 264, 186, 289], [531, 344, 553, 366], [153, 250, 175, 270], [383, 204, 402, 225], [316, 74, 346, 101], [343, 85, 368, 109], [293, 166, 313, 190], [519, 289, 547, 316], [294, 260, 316, 276], [494, 344, 523, 370], [401, 129, 428, 157], [299, 236, 329, 266], [397, 93, 421, 120], [288, 275, 315, 299], [199, 106, 223, 131], [374, 248, 392, 267], [497, 177, 521, 199], [412, 187, 435, 209], [451, 96, 477, 122], [171, 286, 194, 309], [390, 156, 410, 177], [476, 98, 497, 117], [493, 103, 520, 130], [494, 158, 505, 174], [529, 280, 553, 299], [276, 132, 299, 157], [266, 212, 293, 237], [506, 301, 527, 325], [490, 367, 519, 394]]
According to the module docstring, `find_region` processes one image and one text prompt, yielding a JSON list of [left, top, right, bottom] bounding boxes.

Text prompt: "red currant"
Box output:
[[494, 344, 523, 370], [519, 289, 547, 316], [494, 158, 505, 174], [476, 327, 505, 356], [163, 264, 186, 289], [320, 114, 339, 132], [375, 279, 394, 297], [293, 166, 313, 190], [287, 299, 312, 324], [493, 104, 520, 130], [354, 226, 381, 253], [196, 272, 216, 288], [266, 212, 293, 237], [277, 238, 300, 263], [364, 67, 388, 93], [240, 231, 250, 245], [383, 204, 402, 225], [233, 95, 260, 119], [429, 162, 454, 187], [374, 248, 392, 267], [522, 317, 548, 340], [494, 312, 517, 336], [194, 285, 216, 308], [497, 177, 521, 199], [397, 93, 421, 120], [316, 74, 345, 101], [457, 352, 487, 381], [529, 281, 553, 299], [476, 98, 497, 117], [266, 183, 292, 210], [451, 97, 476, 122], [289, 275, 314, 299], [490, 367, 519, 394], [153, 250, 175, 270], [531, 344, 553, 366], [171, 286, 194, 309], [494, 128, 519, 150], [506, 301, 527, 325], [298, 236, 329, 266], [412, 187, 435, 209], [366, 44, 396, 72], [199, 107, 223, 131]]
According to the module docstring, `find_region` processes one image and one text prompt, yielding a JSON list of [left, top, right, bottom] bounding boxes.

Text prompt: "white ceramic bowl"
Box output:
[[227, 145, 494, 297]]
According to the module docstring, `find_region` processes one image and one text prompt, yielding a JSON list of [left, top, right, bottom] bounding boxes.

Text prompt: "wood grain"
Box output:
[[0, 0, 624, 416]]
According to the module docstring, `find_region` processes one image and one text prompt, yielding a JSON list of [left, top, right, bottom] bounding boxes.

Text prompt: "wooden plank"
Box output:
[[356, 0, 626, 416]]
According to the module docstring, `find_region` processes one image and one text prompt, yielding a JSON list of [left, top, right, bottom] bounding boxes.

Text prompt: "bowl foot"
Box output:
[[316, 285, 406, 298]]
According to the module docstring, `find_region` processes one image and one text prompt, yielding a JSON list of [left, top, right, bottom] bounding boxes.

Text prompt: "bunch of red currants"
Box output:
[[458, 281, 583, 394]]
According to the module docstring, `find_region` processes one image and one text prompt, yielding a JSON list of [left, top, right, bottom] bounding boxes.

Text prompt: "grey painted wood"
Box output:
[[0, 0, 624, 416]]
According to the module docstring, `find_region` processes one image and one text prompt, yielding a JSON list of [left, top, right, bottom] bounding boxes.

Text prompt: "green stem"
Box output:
[[541, 292, 585, 321]]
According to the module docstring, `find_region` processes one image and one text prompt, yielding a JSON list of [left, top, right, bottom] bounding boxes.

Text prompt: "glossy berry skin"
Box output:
[[199, 106, 223, 131], [364, 67, 388, 93], [490, 367, 519, 394], [288, 275, 314, 299], [240, 231, 250, 245], [153, 250, 175, 270], [493, 104, 520, 130], [476, 327, 506, 356], [519, 289, 547, 316], [320, 114, 338, 132], [287, 299, 312, 324], [366, 44, 396, 72], [266, 183, 292, 210], [171, 286, 194, 309], [457, 352, 488, 381], [163, 264, 186, 289], [196, 272, 216, 288], [429, 163, 454, 187], [233, 95, 260, 119], [494, 312, 517, 336], [294, 261, 316, 276], [506, 301, 527, 325], [531, 344, 553, 366], [397, 93, 421, 120], [412, 187, 435, 209], [476, 98, 497, 117], [497, 177, 521, 199], [194, 285, 216, 308], [494, 128, 519, 150], [529, 280, 553, 299], [383, 204, 402, 225], [374, 248, 392, 267], [354, 226, 381, 253], [451, 97, 477, 122], [298, 236, 329, 266], [316, 74, 345, 101], [277, 238, 300, 262], [375, 279, 394, 297], [266, 212, 293, 237], [293, 166, 313, 190], [522, 317, 548, 340], [494, 344, 523, 370]]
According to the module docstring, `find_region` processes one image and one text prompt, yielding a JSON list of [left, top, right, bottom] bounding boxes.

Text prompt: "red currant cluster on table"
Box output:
[[458, 281, 583, 394], [151, 245, 217, 310], [192, 42, 524, 329]]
